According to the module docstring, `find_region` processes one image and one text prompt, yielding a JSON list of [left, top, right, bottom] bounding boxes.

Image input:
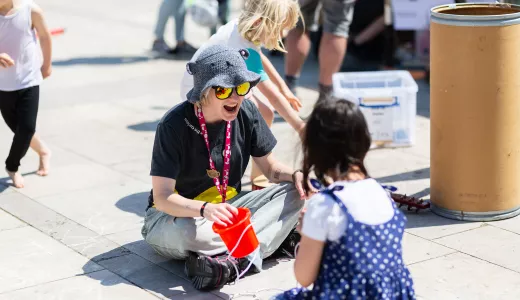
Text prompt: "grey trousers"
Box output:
[[141, 182, 304, 268], [154, 0, 186, 42]]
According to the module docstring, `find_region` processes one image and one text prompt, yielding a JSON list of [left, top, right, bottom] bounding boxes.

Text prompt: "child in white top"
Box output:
[[272, 95, 416, 299], [0, 0, 52, 188]]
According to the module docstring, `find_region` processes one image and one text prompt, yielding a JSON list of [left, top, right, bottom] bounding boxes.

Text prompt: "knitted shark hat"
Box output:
[[186, 44, 261, 103]]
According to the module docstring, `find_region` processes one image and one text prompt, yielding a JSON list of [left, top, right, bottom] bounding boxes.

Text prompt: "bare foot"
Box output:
[[6, 169, 24, 188], [36, 151, 51, 176]]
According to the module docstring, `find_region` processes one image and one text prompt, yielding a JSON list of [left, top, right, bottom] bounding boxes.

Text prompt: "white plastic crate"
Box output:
[[332, 70, 418, 148]]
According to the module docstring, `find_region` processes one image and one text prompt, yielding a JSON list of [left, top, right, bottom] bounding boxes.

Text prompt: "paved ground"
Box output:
[[1, 1, 520, 299]]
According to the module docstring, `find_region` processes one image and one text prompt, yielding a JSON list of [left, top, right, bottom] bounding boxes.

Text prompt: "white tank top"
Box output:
[[0, 0, 43, 92]]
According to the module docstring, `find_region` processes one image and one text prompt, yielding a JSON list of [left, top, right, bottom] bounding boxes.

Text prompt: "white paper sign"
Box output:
[[361, 107, 394, 143], [392, 0, 455, 30]]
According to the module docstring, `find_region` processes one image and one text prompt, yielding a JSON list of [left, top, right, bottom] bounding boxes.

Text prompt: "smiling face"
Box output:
[[202, 87, 248, 122]]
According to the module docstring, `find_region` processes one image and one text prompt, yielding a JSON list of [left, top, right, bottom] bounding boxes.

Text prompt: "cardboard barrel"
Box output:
[[430, 3, 520, 221], [252, 175, 273, 191]]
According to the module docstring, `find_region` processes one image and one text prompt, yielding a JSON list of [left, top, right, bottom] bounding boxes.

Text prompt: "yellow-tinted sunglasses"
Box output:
[[212, 82, 252, 100]]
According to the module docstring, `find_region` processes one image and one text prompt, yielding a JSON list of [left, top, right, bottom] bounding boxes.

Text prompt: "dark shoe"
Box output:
[[168, 42, 198, 55], [274, 229, 301, 258], [318, 83, 333, 100], [185, 252, 252, 291], [284, 75, 299, 96], [151, 39, 172, 53]]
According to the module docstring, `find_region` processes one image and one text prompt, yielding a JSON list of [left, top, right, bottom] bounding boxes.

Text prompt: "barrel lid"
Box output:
[[431, 3, 520, 26]]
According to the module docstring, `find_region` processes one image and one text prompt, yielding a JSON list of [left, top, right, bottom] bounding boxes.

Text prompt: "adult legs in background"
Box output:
[[285, 0, 355, 98], [0, 86, 40, 188], [152, 0, 179, 52], [341, 53, 381, 72], [210, 0, 230, 35], [152, 0, 196, 54]]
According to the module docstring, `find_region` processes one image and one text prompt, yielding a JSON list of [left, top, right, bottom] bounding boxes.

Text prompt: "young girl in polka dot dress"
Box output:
[[272, 95, 416, 300]]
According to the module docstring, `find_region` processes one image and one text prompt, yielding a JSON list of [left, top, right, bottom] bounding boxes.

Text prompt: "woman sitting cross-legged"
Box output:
[[141, 44, 307, 291]]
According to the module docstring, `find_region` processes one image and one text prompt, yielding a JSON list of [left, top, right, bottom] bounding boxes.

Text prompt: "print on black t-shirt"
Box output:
[[149, 99, 277, 206]]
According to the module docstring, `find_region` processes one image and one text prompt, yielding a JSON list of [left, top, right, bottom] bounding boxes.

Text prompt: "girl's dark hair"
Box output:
[[302, 95, 372, 193]]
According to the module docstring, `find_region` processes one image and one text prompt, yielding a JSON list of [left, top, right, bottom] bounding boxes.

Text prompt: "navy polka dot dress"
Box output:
[[278, 184, 416, 300]]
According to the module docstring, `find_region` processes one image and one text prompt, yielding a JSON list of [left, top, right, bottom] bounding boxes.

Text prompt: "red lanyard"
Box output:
[[195, 105, 232, 203]]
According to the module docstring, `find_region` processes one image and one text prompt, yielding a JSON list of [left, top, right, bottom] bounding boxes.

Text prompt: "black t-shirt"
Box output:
[[348, 0, 385, 62], [149, 100, 277, 206]]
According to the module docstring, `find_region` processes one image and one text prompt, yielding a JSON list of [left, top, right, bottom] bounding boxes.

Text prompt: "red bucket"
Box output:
[[212, 207, 259, 258]]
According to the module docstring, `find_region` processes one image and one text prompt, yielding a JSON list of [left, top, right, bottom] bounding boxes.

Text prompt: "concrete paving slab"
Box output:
[[489, 215, 520, 235], [366, 150, 430, 183], [90, 252, 202, 299], [39, 217, 130, 261], [409, 252, 520, 300], [0, 191, 128, 261], [38, 102, 152, 132], [111, 90, 180, 120], [0, 270, 158, 300], [0, 226, 103, 294], [0, 192, 70, 230], [215, 259, 297, 300], [45, 126, 154, 166], [66, 102, 157, 133], [11, 162, 137, 199], [0, 184, 13, 195], [36, 110, 109, 139], [111, 159, 152, 184], [405, 212, 485, 240], [0, 142, 94, 188], [104, 229, 190, 283], [435, 225, 520, 273], [37, 181, 149, 236], [105, 229, 170, 265], [0, 209, 26, 232], [402, 233, 456, 265]]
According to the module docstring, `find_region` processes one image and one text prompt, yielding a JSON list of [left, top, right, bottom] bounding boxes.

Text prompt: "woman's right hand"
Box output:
[[203, 203, 239, 226], [0, 53, 14, 68]]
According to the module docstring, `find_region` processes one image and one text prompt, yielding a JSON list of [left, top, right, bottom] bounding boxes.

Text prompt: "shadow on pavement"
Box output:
[[115, 191, 149, 218], [404, 209, 476, 229], [375, 167, 430, 184], [52, 51, 195, 67], [127, 120, 159, 132], [53, 56, 153, 66], [0, 183, 9, 194], [82, 238, 288, 299], [82, 245, 205, 300], [0, 171, 37, 187]]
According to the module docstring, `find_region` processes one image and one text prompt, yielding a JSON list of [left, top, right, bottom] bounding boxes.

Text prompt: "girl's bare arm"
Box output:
[[256, 80, 305, 134], [294, 234, 325, 287], [260, 52, 302, 111], [31, 3, 52, 78]]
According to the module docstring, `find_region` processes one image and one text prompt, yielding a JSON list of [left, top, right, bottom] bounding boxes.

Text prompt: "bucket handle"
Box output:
[[226, 222, 259, 282]]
